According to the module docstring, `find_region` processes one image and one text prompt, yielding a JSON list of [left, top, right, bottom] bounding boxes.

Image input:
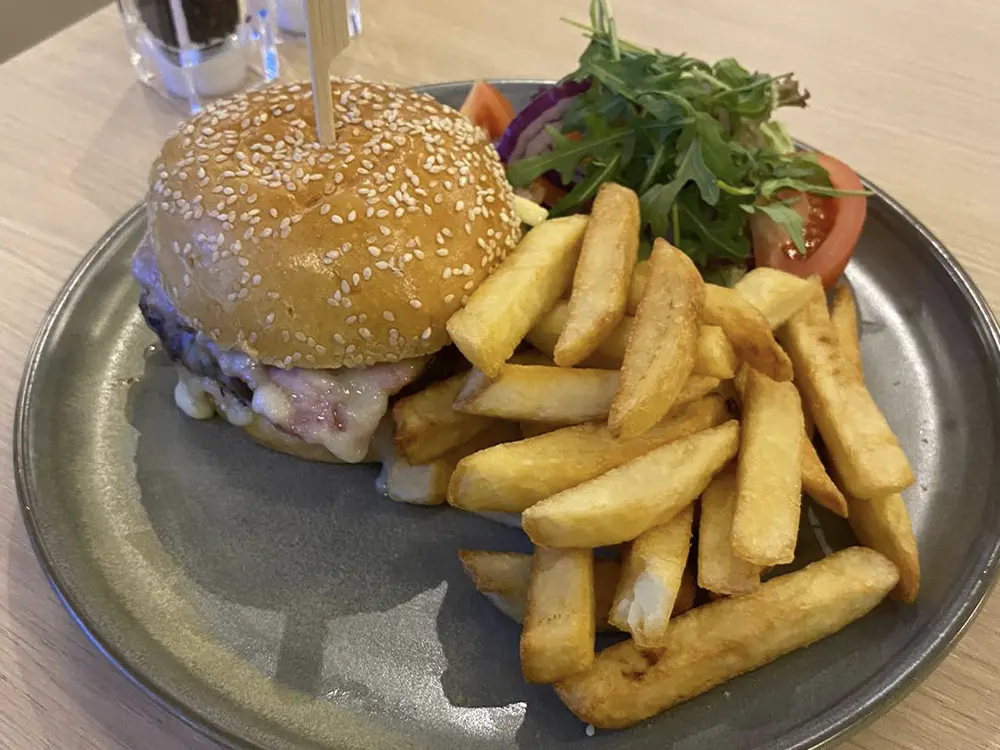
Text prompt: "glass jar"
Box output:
[[116, 0, 281, 113]]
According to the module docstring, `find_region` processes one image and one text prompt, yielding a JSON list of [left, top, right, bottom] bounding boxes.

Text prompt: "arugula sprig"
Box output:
[[506, 0, 862, 271]]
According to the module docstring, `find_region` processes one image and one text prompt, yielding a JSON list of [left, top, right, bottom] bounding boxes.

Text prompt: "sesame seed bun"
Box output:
[[148, 78, 522, 370]]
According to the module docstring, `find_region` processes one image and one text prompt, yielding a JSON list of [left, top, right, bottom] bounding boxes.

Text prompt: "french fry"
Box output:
[[522, 421, 739, 548], [732, 368, 804, 566], [848, 493, 920, 602], [458, 550, 623, 631], [828, 282, 919, 602], [782, 284, 914, 499], [446, 215, 589, 377], [696, 325, 740, 380], [733, 365, 845, 518], [555, 547, 899, 729], [609, 239, 705, 438], [392, 373, 495, 464], [380, 422, 522, 505], [609, 506, 693, 647], [556, 547, 899, 729], [704, 283, 793, 381], [830, 283, 864, 380], [698, 469, 762, 596], [555, 184, 640, 367], [734, 267, 817, 329], [626, 259, 651, 315], [801, 439, 849, 517], [448, 395, 728, 514], [454, 364, 618, 424], [520, 547, 595, 684], [674, 564, 697, 616], [529, 303, 735, 378]]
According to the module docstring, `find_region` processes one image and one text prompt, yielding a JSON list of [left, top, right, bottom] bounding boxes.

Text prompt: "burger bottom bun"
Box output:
[[241, 415, 379, 464]]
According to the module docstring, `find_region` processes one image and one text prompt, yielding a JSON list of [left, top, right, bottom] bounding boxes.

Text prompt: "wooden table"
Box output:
[[1, 2, 998, 748]]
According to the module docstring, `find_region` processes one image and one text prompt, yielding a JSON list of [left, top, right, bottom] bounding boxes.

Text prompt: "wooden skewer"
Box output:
[[304, 0, 352, 145]]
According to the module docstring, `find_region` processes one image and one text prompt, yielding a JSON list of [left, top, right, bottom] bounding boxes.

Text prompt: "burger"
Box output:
[[132, 78, 522, 463]]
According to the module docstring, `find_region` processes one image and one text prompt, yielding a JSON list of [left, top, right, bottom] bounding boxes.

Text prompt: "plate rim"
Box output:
[[13, 79, 1000, 750]]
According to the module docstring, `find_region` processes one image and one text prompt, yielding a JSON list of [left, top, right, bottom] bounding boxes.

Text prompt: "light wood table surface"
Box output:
[[1, 2, 998, 748]]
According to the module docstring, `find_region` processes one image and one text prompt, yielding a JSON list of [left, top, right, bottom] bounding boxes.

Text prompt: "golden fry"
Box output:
[[848, 492, 920, 602], [522, 421, 739, 548], [626, 259, 651, 315], [392, 373, 495, 464], [609, 506, 693, 647], [454, 364, 618, 424], [704, 283, 793, 381], [610, 239, 705, 438], [801, 438, 848, 517], [458, 550, 624, 631], [782, 285, 914, 499], [734, 267, 817, 329], [732, 369, 804, 566], [446, 215, 588, 377], [530, 304, 734, 378], [448, 395, 728, 514], [555, 184, 640, 367], [381, 422, 521, 505], [733, 364, 842, 515], [520, 547, 595, 684], [555, 547, 900, 729], [698, 469, 762, 596], [830, 283, 864, 381]]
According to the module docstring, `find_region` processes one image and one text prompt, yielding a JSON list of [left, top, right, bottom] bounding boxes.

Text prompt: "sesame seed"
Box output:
[[363, 267, 372, 280], [281, 330, 291, 342], [295, 331, 307, 342], [368, 246, 381, 257], [383, 311, 395, 322], [409, 299, 422, 309], [463, 280, 475, 291], [436, 248, 448, 257], [334, 333, 346, 344], [379, 225, 391, 236], [352, 273, 360, 286], [265, 312, 275, 325], [443, 268, 452, 279], [332, 214, 344, 224], [341, 280, 351, 294], [421, 327, 432, 340], [359, 328, 371, 339], [445, 293, 455, 303], [347, 210, 357, 221], [320, 204, 331, 215]]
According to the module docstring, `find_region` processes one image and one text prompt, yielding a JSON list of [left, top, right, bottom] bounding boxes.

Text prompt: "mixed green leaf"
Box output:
[[505, 0, 862, 274]]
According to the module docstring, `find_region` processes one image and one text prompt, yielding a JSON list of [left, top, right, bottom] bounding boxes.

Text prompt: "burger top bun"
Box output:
[[149, 78, 522, 370]]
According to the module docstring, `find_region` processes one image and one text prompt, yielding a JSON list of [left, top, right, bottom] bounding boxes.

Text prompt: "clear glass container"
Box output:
[[116, 0, 281, 113]]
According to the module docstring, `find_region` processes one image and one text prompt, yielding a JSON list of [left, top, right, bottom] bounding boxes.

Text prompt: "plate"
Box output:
[[14, 80, 1000, 750]]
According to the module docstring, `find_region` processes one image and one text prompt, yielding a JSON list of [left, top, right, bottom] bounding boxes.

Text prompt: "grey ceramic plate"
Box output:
[[14, 81, 1000, 750]]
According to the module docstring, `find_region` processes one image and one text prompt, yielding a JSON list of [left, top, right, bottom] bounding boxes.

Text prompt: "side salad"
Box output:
[[459, 0, 867, 288]]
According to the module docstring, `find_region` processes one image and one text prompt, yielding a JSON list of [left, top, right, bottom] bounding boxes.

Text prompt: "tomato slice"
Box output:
[[459, 81, 517, 141], [752, 152, 867, 288]]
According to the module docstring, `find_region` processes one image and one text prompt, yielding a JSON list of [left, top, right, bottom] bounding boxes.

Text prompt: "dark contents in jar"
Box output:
[[137, 0, 240, 49]]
